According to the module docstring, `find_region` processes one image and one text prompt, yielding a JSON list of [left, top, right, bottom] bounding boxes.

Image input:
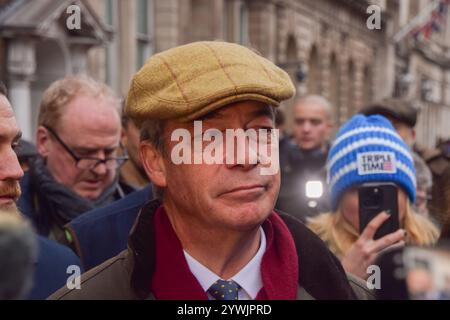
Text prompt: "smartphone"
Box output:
[[358, 182, 399, 240]]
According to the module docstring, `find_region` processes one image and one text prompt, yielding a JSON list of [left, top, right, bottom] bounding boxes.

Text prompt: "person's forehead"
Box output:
[[0, 97, 20, 140], [55, 96, 121, 148], [63, 94, 118, 116], [294, 102, 328, 118], [205, 101, 274, 120], [58, 95, 120, 129], [0, 95, 14, 118]]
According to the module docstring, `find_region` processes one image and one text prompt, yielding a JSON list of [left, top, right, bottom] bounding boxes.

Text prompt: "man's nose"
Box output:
[[225, 136, 259, 171], [0, 149, 24, 181], [90, 161, 108, 176], [302, 121, 312, 132], [90, 151, 109, 176]]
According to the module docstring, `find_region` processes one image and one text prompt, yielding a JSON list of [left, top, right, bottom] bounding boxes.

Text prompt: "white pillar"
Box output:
[[399, 0, 410, 27], [8, 79, 33, 140], [70, 44, 89, 74], [6, 39, 36, 141]]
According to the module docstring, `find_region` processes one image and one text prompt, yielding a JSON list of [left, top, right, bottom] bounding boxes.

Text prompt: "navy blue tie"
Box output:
[[207, 279, 241, 300]]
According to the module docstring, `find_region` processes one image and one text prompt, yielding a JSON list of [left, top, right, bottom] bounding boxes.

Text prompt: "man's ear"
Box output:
[[326, 119, 334, 137], [140, 142, 167, 188], [121, 128, 128, 148], [412, 128, 416, 141], [36, 126, 50, 158]]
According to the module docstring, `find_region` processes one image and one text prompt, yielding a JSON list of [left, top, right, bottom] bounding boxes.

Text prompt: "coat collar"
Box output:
[[127, 199, 355, 300]]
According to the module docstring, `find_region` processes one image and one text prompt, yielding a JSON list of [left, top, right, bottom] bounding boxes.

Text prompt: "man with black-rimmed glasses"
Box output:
[[17, 75, 135, 245]]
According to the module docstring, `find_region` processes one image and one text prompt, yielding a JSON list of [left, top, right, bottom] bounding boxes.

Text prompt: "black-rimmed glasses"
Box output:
[[44, 125, 128, 170]]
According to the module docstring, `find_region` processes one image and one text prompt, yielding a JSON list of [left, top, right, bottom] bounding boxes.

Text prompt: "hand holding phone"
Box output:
[[341, 211, 406, 279], [358, 182, 400, 240]]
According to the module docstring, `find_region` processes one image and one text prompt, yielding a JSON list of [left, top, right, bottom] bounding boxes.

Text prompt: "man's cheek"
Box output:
[[107, 170, 116, 181]]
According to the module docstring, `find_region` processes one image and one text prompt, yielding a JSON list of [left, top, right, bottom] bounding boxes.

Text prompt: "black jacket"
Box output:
[[67, 186, 152, 270], [50, 200, 373, 300], [18, 171, 135, 243], [276, 140, 330, 220]]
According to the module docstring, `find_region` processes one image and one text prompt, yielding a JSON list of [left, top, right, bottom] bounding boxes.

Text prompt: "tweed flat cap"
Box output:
[[361, 98, 420, 128], [125, 41, 295, 122]]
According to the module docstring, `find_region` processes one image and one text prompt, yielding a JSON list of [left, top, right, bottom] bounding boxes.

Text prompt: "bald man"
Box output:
[[276, 95, 333, 221]]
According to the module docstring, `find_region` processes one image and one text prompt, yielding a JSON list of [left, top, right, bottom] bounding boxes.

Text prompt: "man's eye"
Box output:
[[77, 152, 92, 157], [105, 150, 116, 156], [257, 127, 274, 133]]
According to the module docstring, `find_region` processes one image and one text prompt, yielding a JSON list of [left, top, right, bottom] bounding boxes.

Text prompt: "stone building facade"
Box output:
[[1, 0, 450, 147], [94, 0, 390, 131], [392, 0, 450, 147], [0, 0, 110, 139]]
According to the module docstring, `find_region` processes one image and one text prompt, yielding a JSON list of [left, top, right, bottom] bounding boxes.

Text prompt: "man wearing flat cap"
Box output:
[[50, 41, 371, 300], [361, 98, 419, 146], [361, 98, 448, 224]]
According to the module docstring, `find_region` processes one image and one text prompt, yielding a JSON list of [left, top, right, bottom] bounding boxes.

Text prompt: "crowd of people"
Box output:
[[0, 40, 449, 300]]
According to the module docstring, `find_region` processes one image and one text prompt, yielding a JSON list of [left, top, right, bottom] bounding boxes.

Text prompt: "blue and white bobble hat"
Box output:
[[327, 114, 416, 211]]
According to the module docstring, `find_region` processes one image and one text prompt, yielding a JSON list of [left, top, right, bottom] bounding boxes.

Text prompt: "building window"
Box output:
[[190, 0, 211, 41], [362, 66, 373, 107], [105, 0, 118, 89], [348, 60, 355, 116], [409, 0, 420, 20], [136, 0, 153, 70], [307, 45, 320, 95], [285, 35, 299, 85], [239, 1, 249, 45], [329, 53, 340, 124], [105, 0, 115, 26]]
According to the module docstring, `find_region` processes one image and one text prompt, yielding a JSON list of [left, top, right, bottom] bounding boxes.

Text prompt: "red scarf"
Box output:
[[151, 206, 299, 300]]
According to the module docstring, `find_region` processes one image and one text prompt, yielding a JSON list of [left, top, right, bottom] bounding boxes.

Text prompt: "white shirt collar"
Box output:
[[184, 227, 266, 300]]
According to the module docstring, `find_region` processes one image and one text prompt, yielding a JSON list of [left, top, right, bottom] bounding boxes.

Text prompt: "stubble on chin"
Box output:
[[0, 202, 22, 218]]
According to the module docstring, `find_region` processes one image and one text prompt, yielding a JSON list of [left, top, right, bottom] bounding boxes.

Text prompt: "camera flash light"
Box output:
[[305, 180, 323, 199]]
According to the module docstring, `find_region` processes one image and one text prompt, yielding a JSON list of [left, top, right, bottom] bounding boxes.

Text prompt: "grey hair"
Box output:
[[413, 153, 432, 192], [139, 118, 166, 200], [294, 94, 333, 121]]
